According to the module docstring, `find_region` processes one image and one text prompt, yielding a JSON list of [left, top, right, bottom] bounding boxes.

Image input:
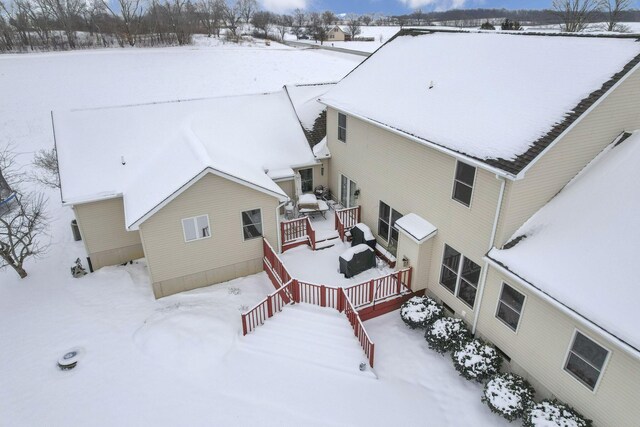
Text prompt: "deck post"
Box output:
[[241, 313, 247, 336], [368, 279, 375, 305], [396, 271, 402, 295], [267, 295, 273, 318], [407, 267, 412, 290], [369, 343, 375, 367], [293, 279, 300, 303], [320, 285, 326, 307]]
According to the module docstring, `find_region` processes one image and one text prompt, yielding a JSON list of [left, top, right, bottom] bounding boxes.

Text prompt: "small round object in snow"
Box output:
[[57, 347, 84, 370], [359, 362, 366, 372]]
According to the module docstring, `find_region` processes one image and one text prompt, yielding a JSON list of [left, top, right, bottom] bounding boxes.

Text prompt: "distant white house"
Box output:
[[328, 25, 350, 41]]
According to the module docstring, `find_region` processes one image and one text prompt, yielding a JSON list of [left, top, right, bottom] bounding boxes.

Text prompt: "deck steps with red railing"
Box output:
[[240, 304, 375, 375]]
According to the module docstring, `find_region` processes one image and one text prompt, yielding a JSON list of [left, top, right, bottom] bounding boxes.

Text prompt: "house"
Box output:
[[54, 88, 332, 298], [328, 25, 350, 41], [478, 132, 640, 427], [319, 29, 640, 425]]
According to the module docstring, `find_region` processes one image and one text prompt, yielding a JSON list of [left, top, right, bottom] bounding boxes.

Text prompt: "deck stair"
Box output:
[[240, 304, 374, 375]]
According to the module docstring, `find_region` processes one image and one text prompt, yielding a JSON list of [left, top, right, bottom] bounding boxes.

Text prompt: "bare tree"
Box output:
[[552, 0, 601, 32], [0, 146, 48, 279], [222, 0, 242, 39], [38, 0, 87, 48], [292, 7, 304, 39], [345, 14, 361, 39], [196, 0, 224, 37], [102, 0, 145, 46], [360, 14, 372, 26], [274, 13, 291, 41], [321, 10, 335, 26], [251, 10, 271, 38], [31, 147, 60, 189], [236, 0, 255, 23], [600, 0, 633, 31]]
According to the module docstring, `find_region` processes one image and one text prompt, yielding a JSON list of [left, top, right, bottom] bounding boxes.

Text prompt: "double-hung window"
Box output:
[[439, 244, 481, 308], [182, 215, 210, 242], [241, 209, 263, 240], [338, 113, 347, 142], [452, 161, 476, 207], [496, 283, 525, 331], [378, 201, 402, 255], [564, 332, 609, 391]]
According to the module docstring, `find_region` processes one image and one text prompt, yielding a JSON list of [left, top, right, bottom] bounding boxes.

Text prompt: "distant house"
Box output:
[[328, 25, 350, 41], [319, 29, 640, 426], [54, 87, 332, 298]]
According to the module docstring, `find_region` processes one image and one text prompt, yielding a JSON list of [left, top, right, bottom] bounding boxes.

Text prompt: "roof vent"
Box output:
[[428, 81, 435, 90], [121, 156, 126, 166]]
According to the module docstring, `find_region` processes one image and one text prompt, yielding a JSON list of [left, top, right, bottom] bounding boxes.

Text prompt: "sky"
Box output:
[[260, 0, 556, 14]]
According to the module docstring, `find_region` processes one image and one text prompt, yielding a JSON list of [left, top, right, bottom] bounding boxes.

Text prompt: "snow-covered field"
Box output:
[[1, 40, 507, 425]]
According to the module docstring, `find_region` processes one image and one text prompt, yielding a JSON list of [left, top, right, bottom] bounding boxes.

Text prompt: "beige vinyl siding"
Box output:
[[496, 66, 640, 246], [139, 173, 279, 298], [326, 108, 503, 320], [73, 197, 144, 269], [477, 267, 640, 427], [276, 179, 295, 199], [275, 163, 328, 200]]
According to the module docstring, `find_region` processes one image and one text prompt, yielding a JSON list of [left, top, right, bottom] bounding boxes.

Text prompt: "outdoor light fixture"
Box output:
[[402, 256, 409, 268], [321, 165, 324, 176], [354, 189, 360, 198]]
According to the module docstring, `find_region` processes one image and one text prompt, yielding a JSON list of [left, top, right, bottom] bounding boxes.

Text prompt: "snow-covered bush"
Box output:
[[482, 373, 535, 421], [424, 317, 471, 354], [523, 399, 592, 427], [452, 338, 502, 382], [399, 296, 443, 329]]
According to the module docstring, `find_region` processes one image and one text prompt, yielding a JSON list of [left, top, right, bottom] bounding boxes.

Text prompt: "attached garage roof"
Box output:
[[54, 90, 317, 229]]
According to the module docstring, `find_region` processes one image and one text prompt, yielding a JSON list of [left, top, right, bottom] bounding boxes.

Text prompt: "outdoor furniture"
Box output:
[[298, 199, 330, 219], [351, 223, 376, 250], [339, 244, 376, 278], [284, 202, 295, 220]]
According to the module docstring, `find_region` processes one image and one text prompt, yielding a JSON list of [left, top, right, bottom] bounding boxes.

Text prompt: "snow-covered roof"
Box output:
[[395, 213, 437, 243], [312, 137, 330, 159], [55, 90, 318, 229], [488, 131, 640, 354], [320, 30, 640, 176], [285, 83, 335, 133]]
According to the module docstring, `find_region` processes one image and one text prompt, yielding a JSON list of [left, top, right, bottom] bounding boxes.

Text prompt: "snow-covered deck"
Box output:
[[279, 214, 395, 287]]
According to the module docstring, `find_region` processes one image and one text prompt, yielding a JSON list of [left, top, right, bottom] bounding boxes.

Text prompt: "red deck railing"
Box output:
[[335, 206, 361, 241], [340, 288, 375, 367], [242, 280, 296, 335], [281, 217, 316, 251], [244, 238, 414, 367], [263, 239, 292, 289]]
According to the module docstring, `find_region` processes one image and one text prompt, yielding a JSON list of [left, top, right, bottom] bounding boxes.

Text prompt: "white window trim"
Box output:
[[339, 173, 357, 208], [495, 281, 527, 334], [182, 214, 211, 243], [562, 329, 611, 394], [438, 243, 481, 309], [451, 160, 476, 209], [338, 112, 347, 143], [241, 208, 264, 242]]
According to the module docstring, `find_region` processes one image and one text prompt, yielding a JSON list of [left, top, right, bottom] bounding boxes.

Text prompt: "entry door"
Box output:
[[340, 174, 357, 208]]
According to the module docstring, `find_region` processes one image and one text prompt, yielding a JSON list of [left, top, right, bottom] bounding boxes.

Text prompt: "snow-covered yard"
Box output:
[[1, 41, 507, 425]]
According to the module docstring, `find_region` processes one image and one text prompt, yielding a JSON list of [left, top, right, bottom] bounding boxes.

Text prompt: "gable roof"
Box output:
[[320, 29, 640, 178], [488, 131, 640, 355], [55, 90, 318, 229]]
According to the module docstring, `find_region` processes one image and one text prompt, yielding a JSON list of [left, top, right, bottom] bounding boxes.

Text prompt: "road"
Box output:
[[283, 40, 371, 57]]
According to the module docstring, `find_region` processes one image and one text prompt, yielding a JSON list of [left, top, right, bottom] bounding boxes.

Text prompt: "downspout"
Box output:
[[275, 199, 288, 254], [472, 175, 506, 334]]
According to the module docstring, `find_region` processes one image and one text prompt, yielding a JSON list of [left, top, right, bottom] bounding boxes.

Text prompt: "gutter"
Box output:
[[319, 102, 517, 181], [484, 255, 640, 362], [472, 175, 506, 334]]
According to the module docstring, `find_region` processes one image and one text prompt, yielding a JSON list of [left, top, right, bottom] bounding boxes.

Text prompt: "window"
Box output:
[[496, 283, 525, 331], [338, 112, 347, 142], [438, 244, 481, 308], [452, 161, 476, 207], [241, 209, 263, 240], [564, 332, 609, 391], [377, 201, 402, 255], [182, 215, 210, 242], [299, 168, 313, 193]]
